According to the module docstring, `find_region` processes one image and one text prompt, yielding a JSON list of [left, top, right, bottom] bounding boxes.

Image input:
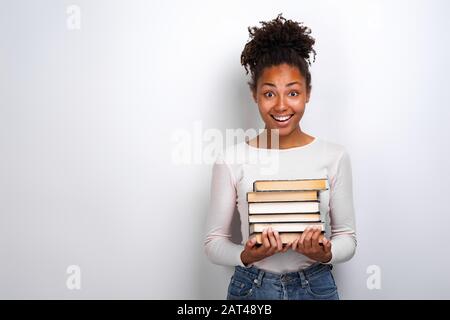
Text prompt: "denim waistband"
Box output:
[[235, 262, 332, 283]]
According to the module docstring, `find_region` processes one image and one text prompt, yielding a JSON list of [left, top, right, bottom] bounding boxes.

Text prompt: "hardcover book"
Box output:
[[247, 178, 328, 244]]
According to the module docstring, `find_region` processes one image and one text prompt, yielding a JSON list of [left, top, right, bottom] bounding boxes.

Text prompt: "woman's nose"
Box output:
[[273, 97, 288, 112]]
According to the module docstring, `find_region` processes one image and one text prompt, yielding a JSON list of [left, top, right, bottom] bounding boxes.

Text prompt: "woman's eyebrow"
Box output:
[[262, 81, 302, 87]]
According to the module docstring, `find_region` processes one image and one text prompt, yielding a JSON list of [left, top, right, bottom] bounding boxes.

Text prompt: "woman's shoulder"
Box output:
[[316, 137, 349, 156], [312, 137, 352, 170]]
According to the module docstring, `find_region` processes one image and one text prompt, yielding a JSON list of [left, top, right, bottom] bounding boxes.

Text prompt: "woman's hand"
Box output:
[[240, 227, 292, 266], [292, 226, 332, 263]]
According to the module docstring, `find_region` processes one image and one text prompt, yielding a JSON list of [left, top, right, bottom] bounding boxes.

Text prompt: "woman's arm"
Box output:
[[203, 154, 246, 267], [324, 149, 357, 264]]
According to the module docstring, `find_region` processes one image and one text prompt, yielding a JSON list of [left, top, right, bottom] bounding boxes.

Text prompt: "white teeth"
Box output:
[[273, 114, 293, 121]]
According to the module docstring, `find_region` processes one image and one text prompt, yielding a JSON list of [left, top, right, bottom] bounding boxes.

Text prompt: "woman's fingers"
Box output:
[[262, 228, 271, 249], [311, 227, 322, 251], [298, 228, 306, 248], [318, 233, 324, 246], [245, 237, 257, 250], [281, 242, 292, 253], [299, 227, 311, 251], [256, 228, 304, 256], [267, 227, 278, 254], [323, 237, 332, 253], [317, 234, 325, 248], [292, 237, 299, 251], [273, 230, 283, 252]]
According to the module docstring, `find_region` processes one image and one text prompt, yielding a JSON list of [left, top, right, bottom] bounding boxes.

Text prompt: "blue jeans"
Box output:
[[227, 262, 339, 300]]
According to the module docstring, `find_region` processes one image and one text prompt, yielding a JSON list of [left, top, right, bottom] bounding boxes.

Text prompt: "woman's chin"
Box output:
[[265, 125, 295, 136]]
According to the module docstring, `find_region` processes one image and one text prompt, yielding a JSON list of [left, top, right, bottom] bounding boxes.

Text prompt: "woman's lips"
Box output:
[[271, 114, 294, 127]]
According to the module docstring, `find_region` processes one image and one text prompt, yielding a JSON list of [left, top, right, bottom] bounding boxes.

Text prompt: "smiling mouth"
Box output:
[[271, 114, 294, 122]]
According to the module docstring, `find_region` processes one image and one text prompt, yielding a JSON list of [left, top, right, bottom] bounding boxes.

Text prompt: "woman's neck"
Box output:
[[250, 127, 314, 150]]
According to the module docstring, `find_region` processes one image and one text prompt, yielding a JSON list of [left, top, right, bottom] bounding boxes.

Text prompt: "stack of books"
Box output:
[[247, 178, 328, 244]]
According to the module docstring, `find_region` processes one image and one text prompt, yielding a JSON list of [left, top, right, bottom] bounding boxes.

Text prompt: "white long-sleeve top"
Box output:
[[203, 137, 357, 273]]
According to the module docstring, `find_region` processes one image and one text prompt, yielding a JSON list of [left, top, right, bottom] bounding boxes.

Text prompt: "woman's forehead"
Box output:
[[259, 65, 305, 87]]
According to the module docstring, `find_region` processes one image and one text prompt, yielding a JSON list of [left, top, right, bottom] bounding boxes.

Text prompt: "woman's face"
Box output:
[[252, 63, 310, 136]]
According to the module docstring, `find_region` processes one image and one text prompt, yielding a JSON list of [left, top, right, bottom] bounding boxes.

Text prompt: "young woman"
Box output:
[[204, 14, 356, 300]]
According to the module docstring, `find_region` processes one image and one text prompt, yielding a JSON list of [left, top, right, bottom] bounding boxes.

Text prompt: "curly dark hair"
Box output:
[[240, 13, 316, 93]]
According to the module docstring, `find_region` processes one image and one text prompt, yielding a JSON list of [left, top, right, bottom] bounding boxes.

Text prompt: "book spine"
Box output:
[[249, 204, 320, 214], [250, 223, 324, 233], [248, 211, 321, 215], [247, 199, 321, 203], [253, 178, 328, 192], [254, 187, 329, 192], [249, 219, 321, 223]]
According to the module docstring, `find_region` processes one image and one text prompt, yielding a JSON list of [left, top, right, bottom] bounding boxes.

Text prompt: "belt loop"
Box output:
[[298, 269, 308, 288], [255, 269, 264, 287]]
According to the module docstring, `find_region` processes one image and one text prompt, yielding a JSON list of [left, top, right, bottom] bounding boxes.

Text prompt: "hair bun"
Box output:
[[241, 13, 317, 74]]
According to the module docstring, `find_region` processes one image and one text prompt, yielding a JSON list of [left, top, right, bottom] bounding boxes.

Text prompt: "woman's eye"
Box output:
[[289, 91, 299, 97], [264, 92, 274, 98]]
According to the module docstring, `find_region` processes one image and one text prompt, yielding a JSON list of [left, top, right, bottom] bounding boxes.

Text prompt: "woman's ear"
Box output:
[[252, 89, 257, 103], [305, 88, 311, 103]]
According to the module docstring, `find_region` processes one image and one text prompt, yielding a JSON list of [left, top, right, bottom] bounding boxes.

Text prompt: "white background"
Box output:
[[1, 0, 449, 299]]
